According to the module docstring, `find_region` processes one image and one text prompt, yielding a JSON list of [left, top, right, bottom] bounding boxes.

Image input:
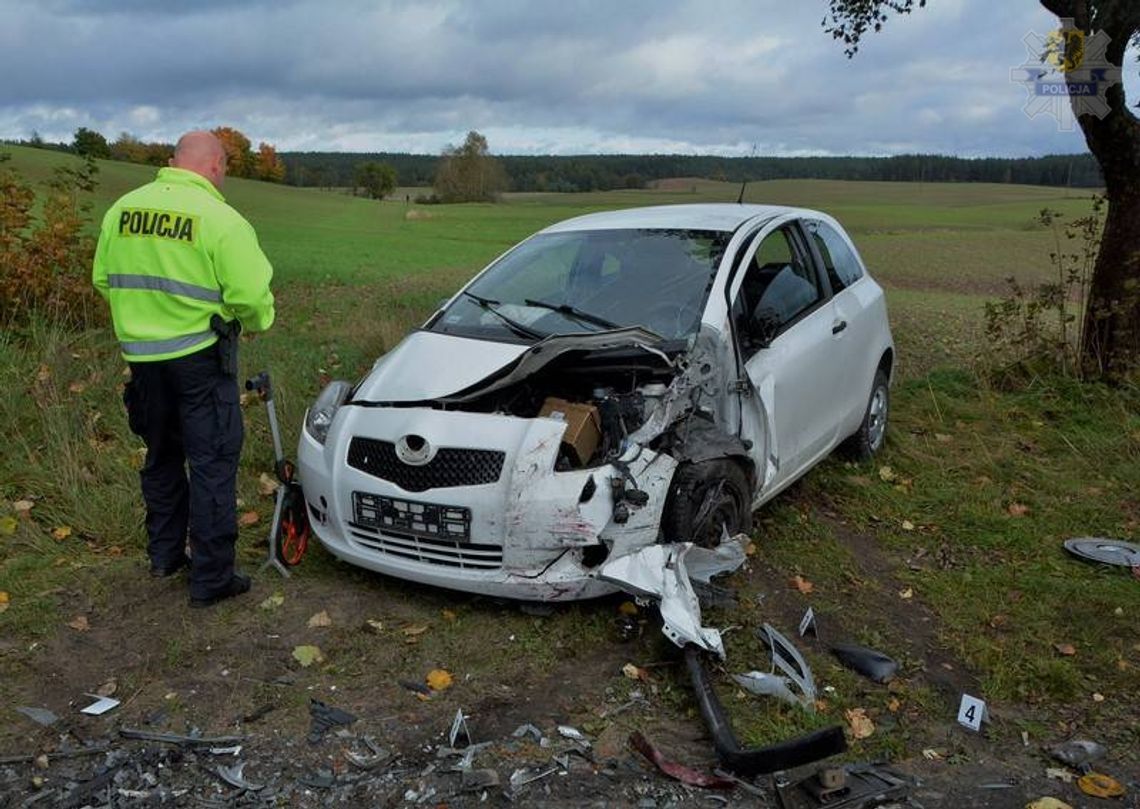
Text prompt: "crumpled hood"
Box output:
[[352, 331, 529, 403], [351, 327, 672, 405]]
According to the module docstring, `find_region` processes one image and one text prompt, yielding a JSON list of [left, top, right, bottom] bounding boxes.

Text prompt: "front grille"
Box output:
[[346, 437, 505, 492], [349, 523, 503, 570]]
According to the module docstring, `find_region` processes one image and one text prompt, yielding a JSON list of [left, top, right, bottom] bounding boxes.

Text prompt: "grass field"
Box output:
[[2, 146, 1137, 797]]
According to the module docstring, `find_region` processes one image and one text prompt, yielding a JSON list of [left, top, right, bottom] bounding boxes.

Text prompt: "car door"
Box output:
[[729, 219, 843, 495], [803, 218, 874, 435]]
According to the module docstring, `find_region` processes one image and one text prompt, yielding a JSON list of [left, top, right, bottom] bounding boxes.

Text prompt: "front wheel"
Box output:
[[662, 460, 752, 548], [843, 368, 890, 461]]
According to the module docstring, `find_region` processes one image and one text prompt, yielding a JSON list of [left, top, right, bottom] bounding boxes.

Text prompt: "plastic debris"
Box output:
[[1051, 739, 1106, 771], [1077, 772, 1125, 798], [216, 762, 264, 791], [209, 745, 243, 756], [15, 706, 58, 727], [629, 731, 735, 789], [400, 680, 433, 698], [80, 694, 120, 716], [830, 643, 899, 684], [732, 671, 812, 711], [507, 765, 557, 790], [1044, 767, 1073, 783], [449, 709, 471, 748], [307, 698, 357, 744], [759, 623, 818, 704]]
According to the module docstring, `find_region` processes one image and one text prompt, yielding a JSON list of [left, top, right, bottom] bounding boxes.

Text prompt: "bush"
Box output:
[[981, 198, 1102, 380], [0, 153, 102, 329]]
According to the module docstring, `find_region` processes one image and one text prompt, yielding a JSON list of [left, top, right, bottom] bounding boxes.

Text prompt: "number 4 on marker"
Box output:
[[957, 693, 989, 731]]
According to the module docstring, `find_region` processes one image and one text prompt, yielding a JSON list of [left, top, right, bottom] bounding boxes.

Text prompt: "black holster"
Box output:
[[209, 314, 242, 377]]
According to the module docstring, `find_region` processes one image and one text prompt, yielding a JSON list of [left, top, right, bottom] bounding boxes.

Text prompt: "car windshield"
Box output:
[[428, 228, 729, 343]]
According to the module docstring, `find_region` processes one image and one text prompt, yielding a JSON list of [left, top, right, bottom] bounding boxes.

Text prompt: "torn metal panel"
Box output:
[[597, 543, 725, 658]]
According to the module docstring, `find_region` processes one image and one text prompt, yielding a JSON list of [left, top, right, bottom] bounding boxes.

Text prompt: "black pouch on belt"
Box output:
[[209, 314, 243, 377]]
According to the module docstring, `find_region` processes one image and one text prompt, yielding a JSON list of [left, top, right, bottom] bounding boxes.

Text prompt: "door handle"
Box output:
[[831, 320, 848, 335]]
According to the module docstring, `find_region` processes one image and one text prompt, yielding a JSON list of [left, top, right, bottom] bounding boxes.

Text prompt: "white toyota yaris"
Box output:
[[298, 204, 894, 601]]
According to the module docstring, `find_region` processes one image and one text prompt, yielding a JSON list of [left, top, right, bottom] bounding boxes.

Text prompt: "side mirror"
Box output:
[[749, 307, 781, 350]]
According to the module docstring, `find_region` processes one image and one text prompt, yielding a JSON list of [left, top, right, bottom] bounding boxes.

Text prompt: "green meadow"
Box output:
[[1, 146, 1136, 774]]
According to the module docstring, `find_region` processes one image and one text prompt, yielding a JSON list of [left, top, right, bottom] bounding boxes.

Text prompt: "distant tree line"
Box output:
[[6, 127, 286, 183], [280, 150, 1103, 192]]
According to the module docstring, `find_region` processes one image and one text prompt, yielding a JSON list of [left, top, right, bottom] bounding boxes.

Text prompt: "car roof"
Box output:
[[539, 203, 818, 234]]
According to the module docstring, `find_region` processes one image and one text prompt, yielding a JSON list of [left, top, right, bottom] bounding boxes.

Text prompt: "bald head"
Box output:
[[171, 131, 227, 189]]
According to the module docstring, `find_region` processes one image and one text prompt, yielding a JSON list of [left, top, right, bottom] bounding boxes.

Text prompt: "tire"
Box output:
[[843, 368, 890, 461], [662, 460, 752, 547]]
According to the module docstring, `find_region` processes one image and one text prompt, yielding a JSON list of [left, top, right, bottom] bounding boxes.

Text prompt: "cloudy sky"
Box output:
[[1, 0, 1136, 157]]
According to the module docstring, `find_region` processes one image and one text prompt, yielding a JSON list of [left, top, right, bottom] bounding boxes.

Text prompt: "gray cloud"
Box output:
[[1, 0, 1135, 156]]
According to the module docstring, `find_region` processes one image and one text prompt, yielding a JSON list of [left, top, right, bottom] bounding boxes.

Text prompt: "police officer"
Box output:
[[92, 130, 275, 608]]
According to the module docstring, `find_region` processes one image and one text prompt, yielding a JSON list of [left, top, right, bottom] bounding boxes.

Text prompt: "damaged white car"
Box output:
[[298, 204, 893, 602]]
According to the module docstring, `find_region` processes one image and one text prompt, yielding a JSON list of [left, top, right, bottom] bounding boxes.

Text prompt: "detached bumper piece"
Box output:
[[683, 646, 846, 776]]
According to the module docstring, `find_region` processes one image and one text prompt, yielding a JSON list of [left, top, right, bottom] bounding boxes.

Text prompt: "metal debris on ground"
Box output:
[[15, 707, 58, 727], [775, 763, 910, 808], [216, 761, 264, 791], [79, 694, 120, 716], [1076, 772, 1126, 798], [1050, 738, 1106, 771], [629, 731, 735, 789], [307, 698, 357, 743], [733, 671, 813, 711], [829, 643, 899, 684]]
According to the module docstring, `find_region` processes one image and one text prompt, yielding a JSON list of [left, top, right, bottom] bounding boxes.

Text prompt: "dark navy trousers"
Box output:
[[123, 344, 243, 599]]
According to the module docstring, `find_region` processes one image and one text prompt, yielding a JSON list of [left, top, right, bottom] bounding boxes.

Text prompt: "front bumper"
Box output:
[[297, 405, 676, 602]]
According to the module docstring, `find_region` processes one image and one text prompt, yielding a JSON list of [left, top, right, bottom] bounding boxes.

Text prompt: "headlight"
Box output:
[[304, 380, 353, 445]]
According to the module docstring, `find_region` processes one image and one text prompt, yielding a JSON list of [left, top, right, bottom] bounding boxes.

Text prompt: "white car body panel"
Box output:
[[299, 203, 894, 601]]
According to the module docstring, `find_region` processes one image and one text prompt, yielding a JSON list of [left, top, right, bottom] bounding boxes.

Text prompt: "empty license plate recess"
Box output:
[[353, 492, 471, 541]]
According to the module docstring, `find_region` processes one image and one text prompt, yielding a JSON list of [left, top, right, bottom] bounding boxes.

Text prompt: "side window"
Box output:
[[733, 225, 823, 353], [809, 221, 863, 291]]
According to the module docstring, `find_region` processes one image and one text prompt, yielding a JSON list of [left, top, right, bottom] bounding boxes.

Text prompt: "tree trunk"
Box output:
[[1048, 0, 1140, 378], [1081, 174, 1140, 377]]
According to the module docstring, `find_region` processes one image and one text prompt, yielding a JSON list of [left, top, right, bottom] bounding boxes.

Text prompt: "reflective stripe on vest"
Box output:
[[107, 273, 222, 303], [120, 329, 216, 357]]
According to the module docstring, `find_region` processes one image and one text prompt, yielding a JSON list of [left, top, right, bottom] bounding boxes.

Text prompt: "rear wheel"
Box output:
[[843, 368, 890, 461], [662, 460, 752, 547]]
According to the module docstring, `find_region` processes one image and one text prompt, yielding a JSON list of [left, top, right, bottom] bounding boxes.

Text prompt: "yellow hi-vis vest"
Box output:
[[92, 167, 275, 362]]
